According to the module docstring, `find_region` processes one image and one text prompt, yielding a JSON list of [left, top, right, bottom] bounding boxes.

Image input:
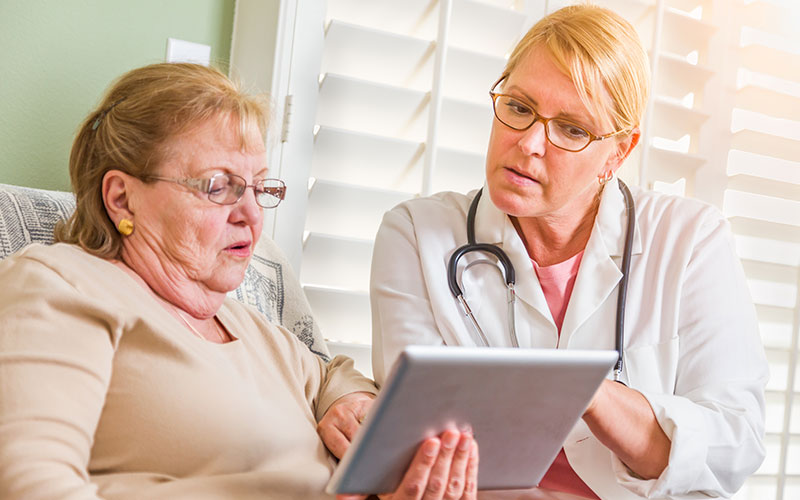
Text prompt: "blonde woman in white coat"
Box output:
[[370, 5, 767, 500]]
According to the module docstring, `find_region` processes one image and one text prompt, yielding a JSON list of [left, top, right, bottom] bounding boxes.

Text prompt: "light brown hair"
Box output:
[[503, 4, 650, 133], [55, 63, 270, 258]]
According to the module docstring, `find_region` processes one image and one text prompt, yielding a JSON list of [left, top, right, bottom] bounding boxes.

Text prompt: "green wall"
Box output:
[[0, 0, 236, 191]]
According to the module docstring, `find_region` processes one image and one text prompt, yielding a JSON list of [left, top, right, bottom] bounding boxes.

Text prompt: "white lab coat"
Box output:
[[370, 179, 768, 500]]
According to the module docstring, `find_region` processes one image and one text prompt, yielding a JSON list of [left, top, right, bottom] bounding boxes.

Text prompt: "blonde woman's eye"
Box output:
[[556, 121, 589, 139], [504, 98, 531, 116]]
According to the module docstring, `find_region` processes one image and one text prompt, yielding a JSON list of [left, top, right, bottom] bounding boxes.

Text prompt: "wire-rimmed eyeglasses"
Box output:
[[489, 75, 626, 153], [145, 173, 286, 209]]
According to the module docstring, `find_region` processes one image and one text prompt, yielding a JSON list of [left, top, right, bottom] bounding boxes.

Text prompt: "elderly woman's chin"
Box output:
[[208, 256, 253, 293]]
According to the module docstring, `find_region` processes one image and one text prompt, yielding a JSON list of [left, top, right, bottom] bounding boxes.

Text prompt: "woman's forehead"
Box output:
[[156, 119, 267, 175], [509, 45, 616, 131]]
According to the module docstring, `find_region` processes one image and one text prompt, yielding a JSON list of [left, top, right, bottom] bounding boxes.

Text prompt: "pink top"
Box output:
[[533, 251, 600, 499]]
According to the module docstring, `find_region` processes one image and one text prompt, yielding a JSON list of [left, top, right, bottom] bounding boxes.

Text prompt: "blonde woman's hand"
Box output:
[[337, 429, 479, 500]]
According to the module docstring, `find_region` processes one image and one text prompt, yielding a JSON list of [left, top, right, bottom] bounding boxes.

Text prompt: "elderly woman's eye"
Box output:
[[207, 177, 231, 196], [208, 184, 227, 195]]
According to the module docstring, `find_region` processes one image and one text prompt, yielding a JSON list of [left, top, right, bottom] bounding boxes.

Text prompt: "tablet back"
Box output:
[[327, 346, 617, 494]]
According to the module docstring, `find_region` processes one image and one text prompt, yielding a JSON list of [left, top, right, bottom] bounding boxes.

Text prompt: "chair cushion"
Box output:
[[0, 183, 75, 253], [0, 183, 329, 360]]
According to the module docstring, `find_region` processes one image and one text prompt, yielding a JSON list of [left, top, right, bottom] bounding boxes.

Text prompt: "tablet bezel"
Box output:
[[327, 346, 617, 495]]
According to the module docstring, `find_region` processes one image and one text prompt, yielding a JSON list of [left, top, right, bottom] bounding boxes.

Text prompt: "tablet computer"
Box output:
[[327, 346, 617, 495]]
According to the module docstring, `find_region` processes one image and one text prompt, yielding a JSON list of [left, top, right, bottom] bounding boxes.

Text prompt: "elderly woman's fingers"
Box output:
[[319, 425, 350, 460], [318, 392, 375, 459]]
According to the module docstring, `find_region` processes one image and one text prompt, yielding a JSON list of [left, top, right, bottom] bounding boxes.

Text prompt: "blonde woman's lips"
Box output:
[[503, 166, 538, 186]]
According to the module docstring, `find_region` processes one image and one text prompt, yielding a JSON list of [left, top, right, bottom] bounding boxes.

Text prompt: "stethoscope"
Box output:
[[447, 179, 636, 382]]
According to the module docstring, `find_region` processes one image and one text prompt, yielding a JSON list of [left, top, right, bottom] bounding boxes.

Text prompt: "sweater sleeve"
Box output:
[[248, 310, 378, 423], [0, 252, 119, 500], [313, 355, 378, 421]]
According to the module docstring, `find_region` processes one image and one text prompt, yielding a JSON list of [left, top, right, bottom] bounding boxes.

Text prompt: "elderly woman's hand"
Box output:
[[337, 429, 479, 500], [319, 391, 376, 459]]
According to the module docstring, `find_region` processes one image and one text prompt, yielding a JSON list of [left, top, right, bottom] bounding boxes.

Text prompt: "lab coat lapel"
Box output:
[[560, 178, 642, 345]]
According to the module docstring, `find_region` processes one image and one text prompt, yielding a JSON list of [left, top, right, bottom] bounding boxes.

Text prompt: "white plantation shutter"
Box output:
[[299, 0, 535, 348], [232, 0, 799, 493]]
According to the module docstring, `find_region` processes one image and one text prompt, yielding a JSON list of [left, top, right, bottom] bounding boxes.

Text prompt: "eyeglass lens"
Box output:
[[493, 95, 592, 152], [207, 174, 285, 208]]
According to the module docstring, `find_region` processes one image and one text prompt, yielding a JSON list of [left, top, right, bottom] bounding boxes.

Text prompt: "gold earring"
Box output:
[[118, 218, 134, 236], [598, 170, 614, 185]]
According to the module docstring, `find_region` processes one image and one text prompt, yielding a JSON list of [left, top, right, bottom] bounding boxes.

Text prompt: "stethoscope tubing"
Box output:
[[447, 180, 635, 382]]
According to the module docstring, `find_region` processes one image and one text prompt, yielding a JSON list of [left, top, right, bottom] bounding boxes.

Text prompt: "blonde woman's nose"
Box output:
[[516, 120, 547, 156]]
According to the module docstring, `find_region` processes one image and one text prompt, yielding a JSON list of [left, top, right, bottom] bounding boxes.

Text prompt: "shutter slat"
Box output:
[[449, 0, 527, 56], [443, 46, 506, 103], [326, 0, 438, 39], [323, 20, 433, 91], [304, 285, 371, 344], [740, 44, 800, 83], [736, 85, 800, 122], [439, 97, 493, 154], [432, 148, 486, 195], [317, 73, 429, 141], [655, 52, 715, 99], [306, 179, 410, 240], [312, 126, 424, 192], [662, 7, 716, 56], [727, 174, 800, 201], [731, 129, 800, 163], [300, 233, 373, 291], [652, 96, 711, 138]]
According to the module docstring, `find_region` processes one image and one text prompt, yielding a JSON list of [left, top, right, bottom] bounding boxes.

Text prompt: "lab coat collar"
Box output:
[[561, 176, 643, 343], [470, 177, 643, 336], [595, 177, 643, 258]]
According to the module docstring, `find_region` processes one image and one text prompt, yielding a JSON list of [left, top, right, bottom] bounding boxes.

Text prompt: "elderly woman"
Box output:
[[0, 63, 477, 500], [370, 5, 767, 500]]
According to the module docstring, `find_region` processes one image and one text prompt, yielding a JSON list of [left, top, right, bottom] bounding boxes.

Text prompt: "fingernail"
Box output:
[[424, 438, 440, 457], [443, 431, 459, 449], [458, 434, 471, 451]]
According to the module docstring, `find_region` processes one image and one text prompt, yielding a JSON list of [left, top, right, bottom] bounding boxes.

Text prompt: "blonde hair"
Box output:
[[503, 4, 650, 133], [55, 63, 270, 258]]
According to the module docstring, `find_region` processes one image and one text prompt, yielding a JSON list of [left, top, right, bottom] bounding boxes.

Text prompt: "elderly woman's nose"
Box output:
[[232, 188, 262, 224], [517, 121, 547, 156]]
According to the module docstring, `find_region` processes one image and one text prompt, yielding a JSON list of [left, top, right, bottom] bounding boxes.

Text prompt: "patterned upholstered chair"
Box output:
[[0, 182, 330, 360]]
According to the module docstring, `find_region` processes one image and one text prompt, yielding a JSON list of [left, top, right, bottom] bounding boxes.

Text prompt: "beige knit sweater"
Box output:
[[0, 243, 377, 499]]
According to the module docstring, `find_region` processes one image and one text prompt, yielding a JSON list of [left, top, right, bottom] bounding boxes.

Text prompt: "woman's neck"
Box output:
[[110, 258, 232, 343], [116, 247, 226, 319], [512, 188, 601, 267]]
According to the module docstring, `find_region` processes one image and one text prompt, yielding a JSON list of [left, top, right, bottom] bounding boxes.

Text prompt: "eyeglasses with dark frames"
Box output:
[[145, 173, 286, 209], [489, 75, 627, 153]]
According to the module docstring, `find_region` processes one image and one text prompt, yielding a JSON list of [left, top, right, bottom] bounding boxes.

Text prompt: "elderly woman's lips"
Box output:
[[503, 167, 538, 186], [225, 242, 252, 257]]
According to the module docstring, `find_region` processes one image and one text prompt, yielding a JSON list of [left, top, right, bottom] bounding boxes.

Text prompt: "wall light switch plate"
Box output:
[[166, 38, 211, 66]]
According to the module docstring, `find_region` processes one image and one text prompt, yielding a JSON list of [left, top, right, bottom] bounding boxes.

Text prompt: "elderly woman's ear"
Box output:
[[102, 169, 136, 230]]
